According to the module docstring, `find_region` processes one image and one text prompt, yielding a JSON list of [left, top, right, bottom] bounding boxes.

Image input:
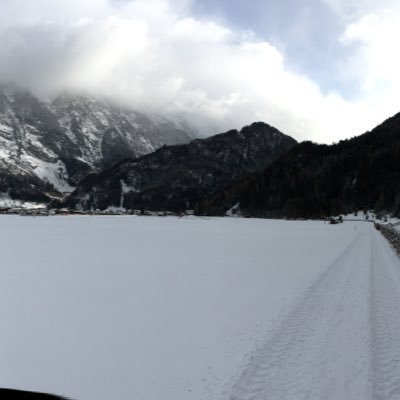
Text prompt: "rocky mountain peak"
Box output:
[[66, 123, 298, 211], [0, 85, 195, 202]]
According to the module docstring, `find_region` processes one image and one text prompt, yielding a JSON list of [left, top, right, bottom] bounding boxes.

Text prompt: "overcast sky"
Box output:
[[1, 0, 399, 143]]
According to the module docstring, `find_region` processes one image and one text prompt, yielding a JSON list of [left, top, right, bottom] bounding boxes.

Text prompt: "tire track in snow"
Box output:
[[230, 225, 374, 400], [370, 229, 400, 400]]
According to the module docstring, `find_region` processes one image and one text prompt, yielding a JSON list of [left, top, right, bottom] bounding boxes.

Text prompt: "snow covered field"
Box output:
[[0, 216, 398, 400]]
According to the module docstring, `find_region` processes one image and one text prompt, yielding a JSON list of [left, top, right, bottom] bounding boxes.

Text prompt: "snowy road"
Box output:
[[230, 223, 400, 400]]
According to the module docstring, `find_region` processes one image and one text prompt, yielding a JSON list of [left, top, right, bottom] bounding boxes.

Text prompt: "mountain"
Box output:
[[201, 112, 400, 218], [0, 84, 193, 202], [66, 122, 298, 211]]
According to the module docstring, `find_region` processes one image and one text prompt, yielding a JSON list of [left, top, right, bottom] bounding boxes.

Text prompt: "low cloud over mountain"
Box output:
[[2, 0, 400, 143]]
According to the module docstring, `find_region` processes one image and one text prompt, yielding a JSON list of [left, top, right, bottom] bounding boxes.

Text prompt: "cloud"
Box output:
[[341, 8, 400, 91], [0, 0, 399, 143], [322, 0, 394, 20], [338, 4, 400, 121]]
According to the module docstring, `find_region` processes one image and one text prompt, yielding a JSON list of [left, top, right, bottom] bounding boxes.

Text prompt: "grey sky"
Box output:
[[1, 0, 400, 143]]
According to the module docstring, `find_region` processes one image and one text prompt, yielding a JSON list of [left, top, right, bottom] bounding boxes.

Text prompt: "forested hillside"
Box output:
[[201, 113, 400, 218]]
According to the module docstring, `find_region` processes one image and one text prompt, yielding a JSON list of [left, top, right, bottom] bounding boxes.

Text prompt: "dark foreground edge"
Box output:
[[0, 389, 70, 399]]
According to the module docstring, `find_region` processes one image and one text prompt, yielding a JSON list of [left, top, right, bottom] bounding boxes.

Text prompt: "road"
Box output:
[[230, 223, 400, 400]]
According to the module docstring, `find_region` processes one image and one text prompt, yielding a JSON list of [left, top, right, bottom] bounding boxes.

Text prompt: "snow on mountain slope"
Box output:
[[67, 122, 297, 211], [0, 84, 194, 199], [52, 94, 194, 172]]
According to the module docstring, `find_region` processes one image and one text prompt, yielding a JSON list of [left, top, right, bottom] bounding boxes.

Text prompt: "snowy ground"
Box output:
[[0, 194, 47, 209], [0, 216, 398, 400]]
